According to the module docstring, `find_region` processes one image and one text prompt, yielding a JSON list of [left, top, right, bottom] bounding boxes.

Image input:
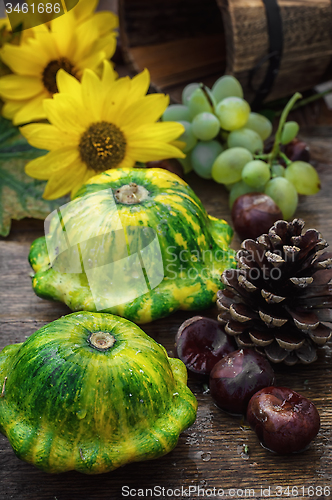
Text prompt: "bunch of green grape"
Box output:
[[162, 76, 320, 220]]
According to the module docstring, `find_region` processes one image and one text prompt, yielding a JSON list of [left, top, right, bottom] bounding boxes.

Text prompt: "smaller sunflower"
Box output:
[[0, 3, 118, 125], [21, 62, 185, 200]]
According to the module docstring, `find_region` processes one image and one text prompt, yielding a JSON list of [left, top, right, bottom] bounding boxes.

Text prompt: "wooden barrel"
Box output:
[[119, 0, 332, 106]]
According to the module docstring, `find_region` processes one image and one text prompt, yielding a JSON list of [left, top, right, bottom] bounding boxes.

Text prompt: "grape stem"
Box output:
[[279, 151, 292, 167], [200, 84, 215, 112], [257, 92, 302, 168], [275, 88, 332, 116]]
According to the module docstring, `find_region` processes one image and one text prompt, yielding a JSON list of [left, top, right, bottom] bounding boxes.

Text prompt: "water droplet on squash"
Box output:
[[76, 409, 87, 420]]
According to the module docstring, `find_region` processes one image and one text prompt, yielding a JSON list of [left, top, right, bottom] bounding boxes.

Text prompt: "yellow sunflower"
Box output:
[[21, 62, 185, 200], [0, 3, 118, 125]]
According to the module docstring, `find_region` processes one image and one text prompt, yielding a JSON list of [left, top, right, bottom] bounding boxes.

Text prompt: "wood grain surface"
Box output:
[[1, 97, 332, 499]]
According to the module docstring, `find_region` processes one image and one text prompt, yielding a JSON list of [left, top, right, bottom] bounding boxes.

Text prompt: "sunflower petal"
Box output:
[[129, 122, 185, 143], [117, 155, 136, 170], [72, 0, 98, 22], [56, 69, 82, 99], [20, 123, 79, 151], [128, 141, 186, 162], [101, 60, 117, 89], [88, 12, 119, 35], [119, 94, 170, 130], [25, 147, 81, 181], [2, 99, 25, 120], [13, 91, 49, 125], [0, 43, 45, 76], [25, 155, 52, 180], [43, 159, 87, 200], [50, 12, 75, 58], [75, 50, 106, 74], [71, 168, 95, 198], [72, 19, 99, 61], [0, 74, 44, 100], [101, 76, 131, 123], [44, 95, 90, 133], [128, 69, 150, 103], [33, 27, 59, 60], [81, 69, 103, 120], [94, 33, 117, 60]]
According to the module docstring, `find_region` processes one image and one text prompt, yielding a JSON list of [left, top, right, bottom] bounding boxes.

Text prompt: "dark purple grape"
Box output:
[[247, 386, 320, 454], [232, 193, 283, 241], [209, 349, 275, 415], [175, 316, 236, 376]]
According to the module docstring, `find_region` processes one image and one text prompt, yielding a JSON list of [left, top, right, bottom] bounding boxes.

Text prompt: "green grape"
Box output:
[[245, 112, 273, 140], [281, 121, 300, 145], [182, 83, 200, 105], [188, 87, 216, 119], [215, 97, 250, 131], [192, 112, 220, 141], [271, 164, 285, 178], [211, 147, 253, 184], [284, 161, 321, 195], [178, 155, 192, 174], [228, 181, 261, 209], [178, 120, 197, 153], [211, 75, 243, 102], [264, 177, 298, 219], [227, 128, 263, 154], [162, 104, 191, 122], [191, 140, 223, 179], [241, 160, 270, 188]]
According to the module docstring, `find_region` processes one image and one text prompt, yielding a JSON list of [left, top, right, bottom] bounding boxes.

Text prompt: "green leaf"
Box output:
[[0, 117, 67, 237]]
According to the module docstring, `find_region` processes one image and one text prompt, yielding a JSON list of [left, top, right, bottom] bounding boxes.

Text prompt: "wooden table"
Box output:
[[1, 99, 332, 499]]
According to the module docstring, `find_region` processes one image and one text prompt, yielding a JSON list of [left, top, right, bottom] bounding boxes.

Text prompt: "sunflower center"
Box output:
[[42, 58, 76, 94], [79, 122, 127, 172], [114, 183, 150, 204]]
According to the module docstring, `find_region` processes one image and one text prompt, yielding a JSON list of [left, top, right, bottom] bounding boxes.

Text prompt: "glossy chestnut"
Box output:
[[231, 193, 282, 240], [246, 386, 320, 454], [175, 316, 236, 376], [209, 348, 275, 415]]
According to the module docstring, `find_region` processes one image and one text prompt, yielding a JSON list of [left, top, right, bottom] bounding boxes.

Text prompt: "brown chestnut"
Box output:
[[209, 349, 275, 415], [247, 386, 320, 454], [284, 138, 310, 163], [231, 193, 283, 240], [175, 316, 236, 376]]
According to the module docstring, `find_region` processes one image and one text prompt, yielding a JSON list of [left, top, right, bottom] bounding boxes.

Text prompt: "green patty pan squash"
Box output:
[[29, 168, 235, 323], [0, 312, 197, 474]]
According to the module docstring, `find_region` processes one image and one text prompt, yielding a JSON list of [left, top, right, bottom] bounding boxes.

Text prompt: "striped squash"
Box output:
[[29, 168, 235, 323], [0, 312, 197, 474]]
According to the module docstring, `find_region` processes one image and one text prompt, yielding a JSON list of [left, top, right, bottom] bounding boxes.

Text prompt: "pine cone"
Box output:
[[217, 219, 332, 365]]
